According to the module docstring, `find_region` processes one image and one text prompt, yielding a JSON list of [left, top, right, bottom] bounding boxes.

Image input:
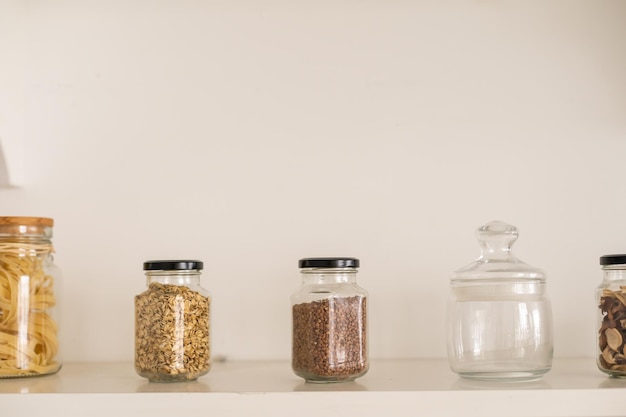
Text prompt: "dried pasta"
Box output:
[[0, 242, 59, 377]]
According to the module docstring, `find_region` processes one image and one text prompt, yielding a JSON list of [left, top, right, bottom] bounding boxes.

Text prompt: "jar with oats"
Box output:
[[135, 260, 210, 382], [596, 254, 626, 377], [0, 216, 62, 378], [291, 257, 368, 383]]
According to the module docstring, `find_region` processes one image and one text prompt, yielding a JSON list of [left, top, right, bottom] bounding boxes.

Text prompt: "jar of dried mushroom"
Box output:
[[135, 260, 210, 382], [447, 221, 553, 381], [291, 257, 368, 383], [0, 216, 62, 378], [596, 254, 626, 377]]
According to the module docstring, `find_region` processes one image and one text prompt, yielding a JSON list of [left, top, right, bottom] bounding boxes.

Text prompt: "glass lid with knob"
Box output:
[[452, 220, 545, 282]]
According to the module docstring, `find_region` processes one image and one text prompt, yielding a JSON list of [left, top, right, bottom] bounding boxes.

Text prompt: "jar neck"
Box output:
[[300, 268, 358, 285], [0, 237, 53, 255], [146, 270, 201, 286], [603, 265, 626, 281]]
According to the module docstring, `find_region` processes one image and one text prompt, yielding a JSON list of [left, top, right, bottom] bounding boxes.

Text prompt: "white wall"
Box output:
[[1, 0, 625, 363]]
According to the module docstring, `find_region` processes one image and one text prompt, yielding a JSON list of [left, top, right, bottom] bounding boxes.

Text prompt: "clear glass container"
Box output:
[[596, 254, 626, 377], [291, 257, 368, 383], [446, 221, 553, 381], [0, 216, 62, 378], [135, 260, 211, 382]]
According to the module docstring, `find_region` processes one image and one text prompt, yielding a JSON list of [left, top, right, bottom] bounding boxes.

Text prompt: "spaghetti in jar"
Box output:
[[0, 216, 61, 378]]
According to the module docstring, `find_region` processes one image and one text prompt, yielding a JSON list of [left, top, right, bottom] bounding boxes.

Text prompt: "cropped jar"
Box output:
[[596, 254, 626, 377], [291, 257, 368, 383], [447, 221, 553, 381], [135, 260, 211, 382], [0, 216, 62, 378]]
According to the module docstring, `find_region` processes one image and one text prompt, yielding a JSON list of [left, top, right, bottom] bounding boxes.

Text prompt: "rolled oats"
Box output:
[[135, 282, 210, 382]]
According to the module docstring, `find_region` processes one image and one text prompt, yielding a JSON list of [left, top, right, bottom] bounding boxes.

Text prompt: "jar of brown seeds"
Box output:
[[135, 260, 210, 382], [597, 255, 626, 377], [291, 257, 368, 383]]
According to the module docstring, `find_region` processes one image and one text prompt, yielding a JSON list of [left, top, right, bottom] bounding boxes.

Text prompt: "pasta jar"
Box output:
[[291, 257, 368, 383], [0, 216, 62, 378], [447, 221, 553, 381], [596, 254, 626, 377], [135, 260, 211, 382]]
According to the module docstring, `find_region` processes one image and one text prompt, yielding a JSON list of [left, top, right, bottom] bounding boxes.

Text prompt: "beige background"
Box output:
[[1, 0, 625, 363]]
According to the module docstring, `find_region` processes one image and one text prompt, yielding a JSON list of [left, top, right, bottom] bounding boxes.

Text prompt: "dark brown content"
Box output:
[[598, 287, 626, 373], [292, 296, 367, 382]]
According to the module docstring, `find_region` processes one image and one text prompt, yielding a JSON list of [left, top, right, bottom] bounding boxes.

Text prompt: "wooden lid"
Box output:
[[0, 217, 54, 227]]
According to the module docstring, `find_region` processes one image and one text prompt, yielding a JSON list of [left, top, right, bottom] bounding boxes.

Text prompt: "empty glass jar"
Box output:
[[446, 221, 553, 381], [291, 257, 368, 383]]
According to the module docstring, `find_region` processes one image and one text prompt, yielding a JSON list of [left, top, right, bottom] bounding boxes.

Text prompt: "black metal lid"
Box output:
[[600, 255, 626, 266], [143, 260, 203, 271], [298, 257, 359, 269]]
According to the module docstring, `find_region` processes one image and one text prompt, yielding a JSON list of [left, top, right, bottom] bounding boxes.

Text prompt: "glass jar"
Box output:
[[291, 257, 368, 383], [0, 216, 62, 378], [446, 221, 553, 381], [596, 254, 626, 377], [135, 260, 211, 382]]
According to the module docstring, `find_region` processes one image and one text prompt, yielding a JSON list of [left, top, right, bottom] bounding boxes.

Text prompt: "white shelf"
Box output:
[[2, 358, 625, 417]]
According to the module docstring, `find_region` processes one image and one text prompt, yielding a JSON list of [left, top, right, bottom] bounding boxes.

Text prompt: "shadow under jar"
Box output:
[[291, 257, 368, 383]]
